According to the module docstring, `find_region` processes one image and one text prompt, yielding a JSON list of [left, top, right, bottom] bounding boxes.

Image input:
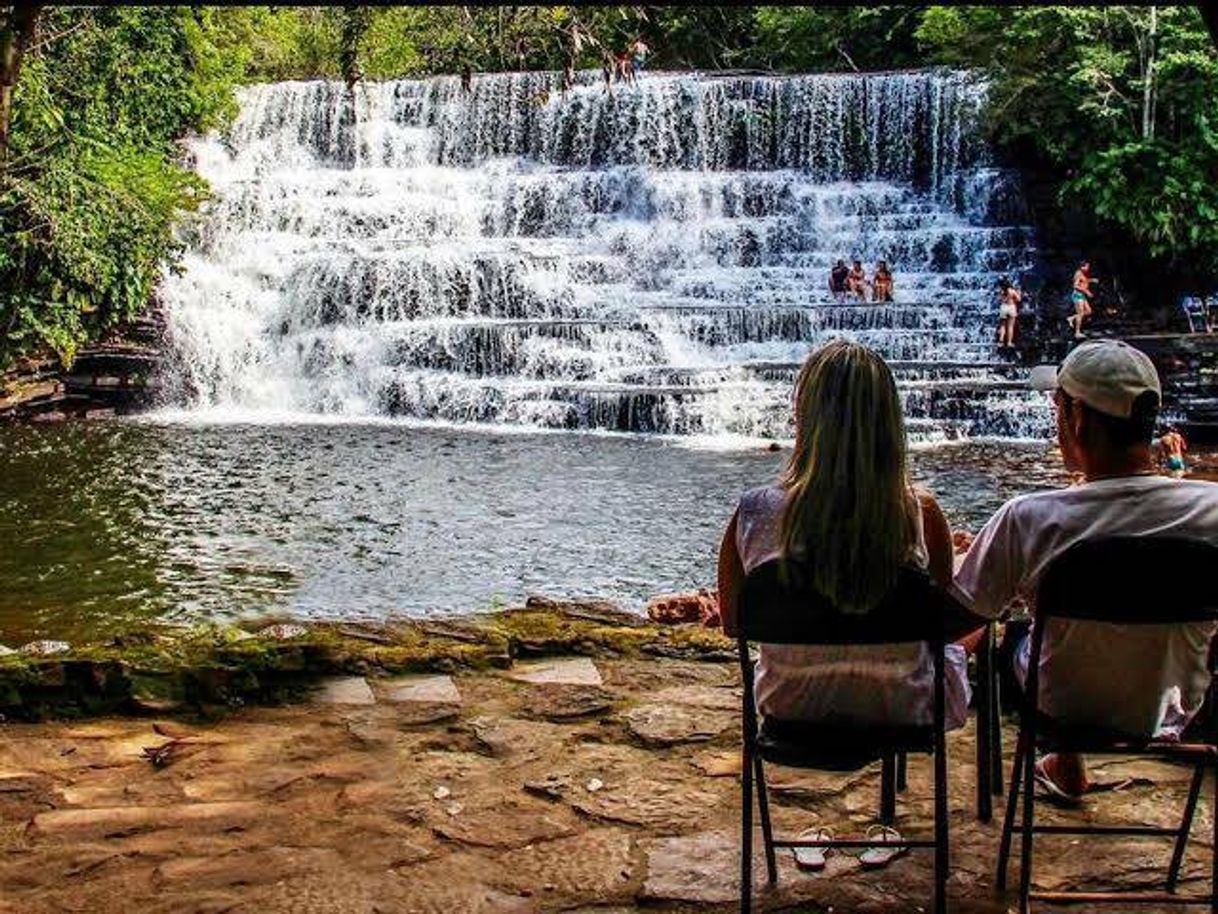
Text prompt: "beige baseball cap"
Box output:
[[1029, 340, 1161, 419]]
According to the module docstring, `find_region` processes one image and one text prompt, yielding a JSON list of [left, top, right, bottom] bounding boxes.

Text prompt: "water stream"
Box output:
[[161, 69, 1051, 441]]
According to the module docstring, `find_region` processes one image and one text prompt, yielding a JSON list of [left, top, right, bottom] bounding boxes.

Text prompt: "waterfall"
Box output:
[[160, 69, 1052, 441]]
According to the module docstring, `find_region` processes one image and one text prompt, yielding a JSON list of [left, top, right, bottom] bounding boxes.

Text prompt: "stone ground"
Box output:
[[0, 655, 1212, 913]]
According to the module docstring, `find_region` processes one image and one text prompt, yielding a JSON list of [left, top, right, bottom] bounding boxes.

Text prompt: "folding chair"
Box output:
[[737, 559, 959, 914], [996, 536, 1218, 913]]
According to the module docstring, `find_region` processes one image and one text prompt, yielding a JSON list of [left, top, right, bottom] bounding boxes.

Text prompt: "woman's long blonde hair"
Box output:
[[780, 340, 918, 613]]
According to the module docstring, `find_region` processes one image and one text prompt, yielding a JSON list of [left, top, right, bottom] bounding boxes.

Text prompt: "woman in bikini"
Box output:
[[871, 260, 894, 302], [996, 277, 1022, 349], [847, 260, 867, 300], [718, 340, 984, 869]]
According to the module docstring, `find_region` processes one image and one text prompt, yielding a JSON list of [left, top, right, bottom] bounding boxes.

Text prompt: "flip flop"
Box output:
[[1034, 757, 1085, 807], [859, 825, 909, 869], [792, 827, 834, 871]]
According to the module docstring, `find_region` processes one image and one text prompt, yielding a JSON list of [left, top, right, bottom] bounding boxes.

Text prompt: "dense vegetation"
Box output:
[[1, 5, 1216, 370]]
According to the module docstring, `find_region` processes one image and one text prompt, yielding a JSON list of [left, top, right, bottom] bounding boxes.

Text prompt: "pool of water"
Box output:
[[4, 419, 1202, 644]]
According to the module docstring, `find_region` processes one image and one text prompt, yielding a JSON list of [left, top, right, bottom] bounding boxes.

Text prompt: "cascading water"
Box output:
[[161, 69, 1053, 441]]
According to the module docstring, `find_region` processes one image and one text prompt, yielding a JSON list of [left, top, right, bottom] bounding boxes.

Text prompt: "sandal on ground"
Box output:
[[1034, 756, 1085, 807], [792, 827, 834, 871], [858, 825, 909, 870]]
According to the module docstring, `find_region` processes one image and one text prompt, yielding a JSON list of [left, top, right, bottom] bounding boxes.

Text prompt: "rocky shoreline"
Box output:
[[1, 624, 1207, 913], [0, 313, 164, 422], [0, 599, 731, 722]]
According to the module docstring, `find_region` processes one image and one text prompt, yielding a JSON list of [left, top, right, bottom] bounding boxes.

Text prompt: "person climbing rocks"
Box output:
[[461, 64, 472, 95], [996, 277, 1022, 350], [1068, 260, 1094, 339], [871, 260, 894, 303]]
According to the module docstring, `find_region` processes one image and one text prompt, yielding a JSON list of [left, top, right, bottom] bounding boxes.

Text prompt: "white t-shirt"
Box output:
[[953, 474, 1218, 738], [736, 484, 970, 729]]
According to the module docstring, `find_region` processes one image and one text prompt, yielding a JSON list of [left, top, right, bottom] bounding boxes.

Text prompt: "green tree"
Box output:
[[917, 6, 1218, 289], [1, 7, 243, 367]]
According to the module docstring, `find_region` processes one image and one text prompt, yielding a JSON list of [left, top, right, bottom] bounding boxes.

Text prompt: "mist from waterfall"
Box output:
[[160, 69, 1052, 442]]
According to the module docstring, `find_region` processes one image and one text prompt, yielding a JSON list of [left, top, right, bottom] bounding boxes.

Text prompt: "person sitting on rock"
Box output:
[[953, 341, 1218, 802], [847, 260, 867, 300], [871, 260, 894, 303], [718, 340, 986, 867]]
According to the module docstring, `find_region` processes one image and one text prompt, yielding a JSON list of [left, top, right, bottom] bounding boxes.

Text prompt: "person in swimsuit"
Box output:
[[1069, 260, 1094, 339], [630, 37, 650, 79], [828, 259, 849, 303], [996, 277, 1022, 349], [847, 260, 867, 301], [1158, 425, 1188, 476], [718, 340, 986, 866], [871, 260, 894, 302]]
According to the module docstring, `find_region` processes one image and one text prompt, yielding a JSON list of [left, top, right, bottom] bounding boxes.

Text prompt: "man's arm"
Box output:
[[950, 500, 1024, 620]]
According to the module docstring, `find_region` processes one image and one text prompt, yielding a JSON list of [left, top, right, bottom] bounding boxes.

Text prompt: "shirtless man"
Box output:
[[1158, 425, 1188, 476], [1068, 260, 1094, 339], [828, 259, 849, 303], [847, 260, 867, 301]]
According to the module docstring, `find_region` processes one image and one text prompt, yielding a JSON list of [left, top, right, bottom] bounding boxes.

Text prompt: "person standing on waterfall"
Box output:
[[871, 261, 894, 303], [630, 36, 651, 80], [996, 277, 1022, 350], [1068, 260, 1094, 339]]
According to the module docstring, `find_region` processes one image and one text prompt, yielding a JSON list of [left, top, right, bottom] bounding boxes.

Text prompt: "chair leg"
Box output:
[[935, 723, 949, 914], [996, 730, 1025, 891], [897, 751, 908, 792], [881, 753, 897, 825], [1211, 765, 1217, 914], [741, 744, 753, 914], [1017, 732, 1037, 914], [989, 629, 1004, 796], [1167, 763, 1204, 892], [754, 754, 778, 884], [977, 639, 993, 822]]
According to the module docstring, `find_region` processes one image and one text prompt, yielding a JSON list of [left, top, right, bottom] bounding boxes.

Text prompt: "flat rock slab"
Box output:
[[31, 801, 263, 838], [507, 657, 603, 687], [378, 674, 462, 705], [649, 685, 740, 711], [571, 777, 723, 831], [490, 828, 639, 902], [315, 677, 376, 706], [523, 684, 614, 720], [432, 798, 576, 849], [621, 705, 735, 746]]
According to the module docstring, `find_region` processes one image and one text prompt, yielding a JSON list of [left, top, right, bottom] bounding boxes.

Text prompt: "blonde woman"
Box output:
[[718, 340, 980, 867]]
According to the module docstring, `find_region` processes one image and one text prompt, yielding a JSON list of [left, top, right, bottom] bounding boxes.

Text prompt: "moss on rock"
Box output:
[[0, 603, 731, 721]]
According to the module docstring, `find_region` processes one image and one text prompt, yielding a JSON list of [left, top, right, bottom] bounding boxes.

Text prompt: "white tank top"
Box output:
[[734, 484, 968, 728]]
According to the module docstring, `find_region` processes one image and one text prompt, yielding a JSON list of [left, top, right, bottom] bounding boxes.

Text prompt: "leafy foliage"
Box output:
[[916, 5, 1218, 285], [1, 7, 240, 368]]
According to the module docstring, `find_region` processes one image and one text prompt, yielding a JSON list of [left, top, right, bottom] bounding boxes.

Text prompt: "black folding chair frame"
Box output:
[[736, 561, 953, 914], [995, 536, 1218, 913]]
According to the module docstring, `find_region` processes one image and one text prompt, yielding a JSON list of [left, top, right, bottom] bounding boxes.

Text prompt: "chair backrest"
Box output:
[[737, 558, 951, 647], [1036, 536, 1218, 625]]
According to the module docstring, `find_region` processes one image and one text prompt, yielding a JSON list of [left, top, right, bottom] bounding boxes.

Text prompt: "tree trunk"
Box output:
[[1141, 5, 1157, 141], [0, 4, 41, 167]]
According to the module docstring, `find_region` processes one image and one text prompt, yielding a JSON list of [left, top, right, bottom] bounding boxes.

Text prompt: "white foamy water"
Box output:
[[160, 69, 1053, 441]]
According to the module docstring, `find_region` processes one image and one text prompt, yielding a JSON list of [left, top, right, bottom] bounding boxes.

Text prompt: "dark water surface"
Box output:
[[3, 419, 1182, 644]]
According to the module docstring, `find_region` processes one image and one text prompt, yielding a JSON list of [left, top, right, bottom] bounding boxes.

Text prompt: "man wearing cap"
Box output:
[[953, 340, 1218, 801]]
